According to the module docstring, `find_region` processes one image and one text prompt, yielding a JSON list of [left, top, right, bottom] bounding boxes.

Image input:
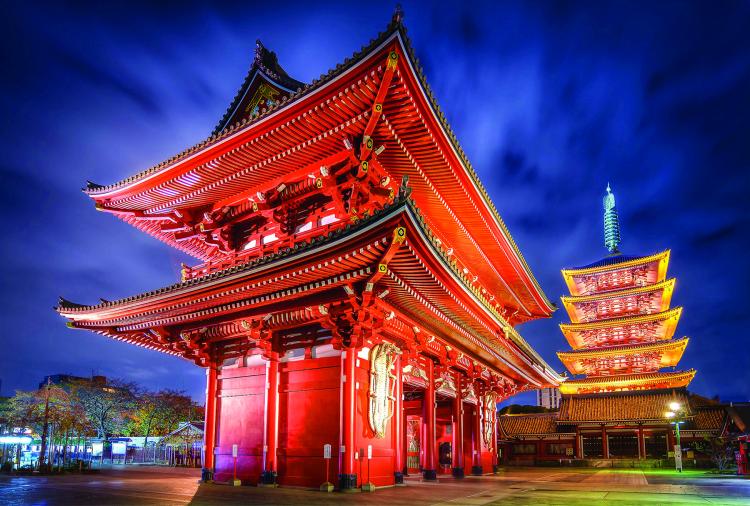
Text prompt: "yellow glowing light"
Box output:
[[669, 401, 681, 412], [665, 411, 675, 419]]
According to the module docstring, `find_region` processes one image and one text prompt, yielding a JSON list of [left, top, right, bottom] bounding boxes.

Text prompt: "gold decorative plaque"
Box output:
[[368, 342, 399, 438]]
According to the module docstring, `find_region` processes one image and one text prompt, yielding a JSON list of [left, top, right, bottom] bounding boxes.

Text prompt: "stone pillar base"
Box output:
[[200, 468, 214, 482], [394, 471, 404, 484], [492, 464, 501, 474], [338, 473, 359, 492], [451, 467, 465, 478], [471, 465, 483, 476], [259, 470, 277, 486], [422, 469, 437, 481]]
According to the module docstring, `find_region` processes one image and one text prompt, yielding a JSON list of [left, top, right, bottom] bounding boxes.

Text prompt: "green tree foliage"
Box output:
[[8, 385, 94, 469], [124, 390, 194, 449]]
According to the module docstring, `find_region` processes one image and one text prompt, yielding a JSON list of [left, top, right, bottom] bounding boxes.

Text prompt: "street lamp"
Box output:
[[664, 401, 686, 473]]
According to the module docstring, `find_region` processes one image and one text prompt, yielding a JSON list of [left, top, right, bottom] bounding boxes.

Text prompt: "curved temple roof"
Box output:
[[558, 370, 696, 395], [58, 196, 563, 388], [562, 250, 671, 277], [557, 337, 689, 375], [82, 10, 554, 322]]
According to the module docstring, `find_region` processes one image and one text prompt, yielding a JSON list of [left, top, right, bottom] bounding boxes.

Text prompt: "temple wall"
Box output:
[[278, 356, 341, 487], [214, 363, 266, 484], [209, 348, 499, 487]]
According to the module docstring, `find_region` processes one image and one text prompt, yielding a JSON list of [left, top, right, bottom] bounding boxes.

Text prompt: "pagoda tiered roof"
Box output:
[[560, 278, 675, 323], [558, 370, 695, 395], [81, 13, 553, 324], [557, 337, 689, 375], [562, 251, 670, 296], [559, 307, 682, 350]]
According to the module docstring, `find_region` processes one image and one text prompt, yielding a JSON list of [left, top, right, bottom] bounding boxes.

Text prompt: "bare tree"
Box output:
[[695, 435, 736, 471], [70, 379, 135, 441]]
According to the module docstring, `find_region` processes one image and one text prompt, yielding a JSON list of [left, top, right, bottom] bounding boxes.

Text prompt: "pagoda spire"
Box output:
[[603, 183, 622, 254]]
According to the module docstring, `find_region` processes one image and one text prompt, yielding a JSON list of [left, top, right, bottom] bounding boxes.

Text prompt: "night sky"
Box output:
[[2, 1, 748, 404]]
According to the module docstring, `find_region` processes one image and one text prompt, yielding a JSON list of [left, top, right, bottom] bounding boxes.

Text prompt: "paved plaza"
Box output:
[[0, 466, 748, 505]]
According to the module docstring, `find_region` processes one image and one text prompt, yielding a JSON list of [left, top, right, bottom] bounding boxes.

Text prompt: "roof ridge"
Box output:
[[83, 13, 406, 197], [562, 250, 670, 274], [211, 39, 306, 136]]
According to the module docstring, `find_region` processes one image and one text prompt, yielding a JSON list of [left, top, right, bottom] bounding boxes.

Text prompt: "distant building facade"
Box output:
[[39, 374, 107, 390], [536, 387, 561, 410]]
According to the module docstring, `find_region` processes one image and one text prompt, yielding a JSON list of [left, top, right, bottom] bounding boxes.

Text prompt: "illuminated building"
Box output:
[[56, 10, 562, 489], [557, 185, 694, 395], [499, 186, 721, 464]]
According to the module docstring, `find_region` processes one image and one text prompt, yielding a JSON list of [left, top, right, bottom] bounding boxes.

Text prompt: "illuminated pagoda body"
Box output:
[[557, 186, 694, 395], [498, 186, 718, 464], [57, 11, 561, 490]]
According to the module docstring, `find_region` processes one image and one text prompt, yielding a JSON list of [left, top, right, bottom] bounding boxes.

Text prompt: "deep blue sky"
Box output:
[[2, 1, 748, 403]]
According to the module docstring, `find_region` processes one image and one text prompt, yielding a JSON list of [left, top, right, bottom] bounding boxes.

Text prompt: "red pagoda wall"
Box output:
[[277, 356, 341, 487], [214, 363, 266, 484], [209, 348, 499, 488]]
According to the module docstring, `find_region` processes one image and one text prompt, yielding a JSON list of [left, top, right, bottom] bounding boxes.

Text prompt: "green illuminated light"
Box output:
[[603, 183, 622, 253]]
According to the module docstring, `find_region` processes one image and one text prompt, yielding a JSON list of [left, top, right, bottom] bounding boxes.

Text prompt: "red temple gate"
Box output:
[[57, 9, 561, 490]]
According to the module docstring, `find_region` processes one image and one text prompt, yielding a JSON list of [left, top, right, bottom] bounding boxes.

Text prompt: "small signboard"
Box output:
[[232, 444, 238, 458], [674, 445, 683, 471], [323, 444, 332, 459], [367, 445, 373, 459], [111, 442, 126, 455], [565, 447, 574, 456]]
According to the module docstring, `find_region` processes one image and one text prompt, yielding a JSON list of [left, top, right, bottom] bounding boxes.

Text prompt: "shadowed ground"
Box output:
[[0, 465, 748, 505]]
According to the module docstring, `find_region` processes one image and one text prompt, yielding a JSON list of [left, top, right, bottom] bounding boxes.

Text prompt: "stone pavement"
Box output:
[[0, 465, 748, 505]]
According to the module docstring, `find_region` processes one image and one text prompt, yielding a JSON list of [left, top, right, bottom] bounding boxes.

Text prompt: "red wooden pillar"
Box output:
[[638, 426, 645, 459], [601, 426, 609, 458], [451, 374, 464, 478], [422, 359, 437, 480], [472, 390, 483, 475], [575, 426, 581, 458], [260, 353, 279, 485], [203, 364, 218, 476], [394, 355, 404, 484], [492, 404, 499, 472], [339, 346, 358, 490]]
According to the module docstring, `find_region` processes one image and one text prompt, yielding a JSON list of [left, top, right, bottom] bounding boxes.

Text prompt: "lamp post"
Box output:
[[664, 401, 686, 473]]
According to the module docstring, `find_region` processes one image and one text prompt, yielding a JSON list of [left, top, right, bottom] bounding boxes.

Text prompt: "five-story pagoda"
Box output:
[[557, 185, 695, 395]]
